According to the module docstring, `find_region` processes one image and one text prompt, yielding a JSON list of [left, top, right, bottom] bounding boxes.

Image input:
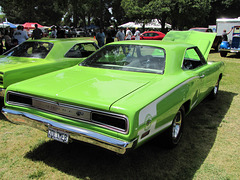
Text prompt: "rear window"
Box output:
[[64, 43, 98, 58], [81, 44, 165, 74], [4, 41, 53, 59]]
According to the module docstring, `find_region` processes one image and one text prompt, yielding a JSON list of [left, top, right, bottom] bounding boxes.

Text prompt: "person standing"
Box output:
[[13, 25, 29, 44], [50, 26, 57, 38], [96, 29, 105, 47], [106, 28, 114, 44], [0, 32, 3, 54], [125, 27, 132, 40], [222, 28, 233, 42], [116, 28, 125, 41], [32, 24, 43, 40], [134, 27, 141, 40], [4, 30, 12, 51]]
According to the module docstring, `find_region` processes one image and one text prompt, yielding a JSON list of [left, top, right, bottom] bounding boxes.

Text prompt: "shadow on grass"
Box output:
[[24, 90, 237, 180]]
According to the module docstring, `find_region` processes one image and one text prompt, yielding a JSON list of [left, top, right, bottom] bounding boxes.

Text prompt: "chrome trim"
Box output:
[[0, 88, 6, 97], [6, 91, 129, 134], [2, 108, 137, 154]]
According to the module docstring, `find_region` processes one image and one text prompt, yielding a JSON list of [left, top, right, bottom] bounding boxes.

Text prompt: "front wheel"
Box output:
[[209, 79, 219, 99], [164, 106, 185, 148], [220, 51, 227, 57]]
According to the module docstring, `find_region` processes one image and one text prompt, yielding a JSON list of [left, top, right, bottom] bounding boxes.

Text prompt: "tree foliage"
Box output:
[[0, 0, 66, 25], [0, 0, 239, 29], [121, 0, 212, 31]]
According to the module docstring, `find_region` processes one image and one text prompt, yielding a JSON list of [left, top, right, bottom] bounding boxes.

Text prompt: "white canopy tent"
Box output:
[[0, 23, 10, 28], [118, 19, 171, 29]]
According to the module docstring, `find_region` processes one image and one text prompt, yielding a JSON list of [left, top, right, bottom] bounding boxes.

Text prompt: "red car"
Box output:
[[140, 31, 165, 40], [131, 31, 165, 40]]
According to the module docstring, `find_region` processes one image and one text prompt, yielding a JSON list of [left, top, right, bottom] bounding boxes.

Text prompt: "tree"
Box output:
[[121, 0, 211, 31], [0, 0, 67, 25]]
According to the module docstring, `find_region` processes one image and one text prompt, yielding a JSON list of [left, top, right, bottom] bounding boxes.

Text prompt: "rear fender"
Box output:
[[220, 41, 230, 49]]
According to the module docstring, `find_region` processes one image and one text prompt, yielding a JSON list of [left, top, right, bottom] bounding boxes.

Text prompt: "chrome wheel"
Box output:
[[213, 84, 218, 95], [164, 105, 185, 148], [209, 80, 220, 100], [172, 110, 182, 139]]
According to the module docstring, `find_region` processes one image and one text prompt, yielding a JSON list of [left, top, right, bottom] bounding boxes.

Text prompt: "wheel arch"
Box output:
[[182, 100, 191, 114], [219, 73, 223, 82]]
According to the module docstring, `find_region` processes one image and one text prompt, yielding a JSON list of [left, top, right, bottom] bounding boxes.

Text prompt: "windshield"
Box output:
[[3, 41, 53, 59], [81, 45, 165, 74]]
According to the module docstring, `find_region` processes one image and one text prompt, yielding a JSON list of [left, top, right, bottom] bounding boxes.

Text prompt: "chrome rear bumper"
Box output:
[[2, 108, 136, 154]]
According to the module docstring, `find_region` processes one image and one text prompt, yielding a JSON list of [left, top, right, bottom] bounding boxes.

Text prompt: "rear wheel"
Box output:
[[164, 106, 185, 147], [220, 51, 227, 57], [209, 79, 220, 99]]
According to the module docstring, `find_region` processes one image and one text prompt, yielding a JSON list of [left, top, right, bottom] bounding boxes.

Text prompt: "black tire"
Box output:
[[164, 106, 185, 148], [220, 51, 227, 57], [209, 79, 220, 100]]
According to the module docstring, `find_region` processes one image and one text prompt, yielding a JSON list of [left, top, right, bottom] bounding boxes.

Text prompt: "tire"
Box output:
[[220, 51, 227, 57], [164, 106, 185, 148], [209, 79, 219, 100]]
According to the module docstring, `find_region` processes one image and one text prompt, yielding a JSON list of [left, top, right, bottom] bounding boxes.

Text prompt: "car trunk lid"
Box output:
[[163, 30, 216, 60], [10, 66, 157, 111]]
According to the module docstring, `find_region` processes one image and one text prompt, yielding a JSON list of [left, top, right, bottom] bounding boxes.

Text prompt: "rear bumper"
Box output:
[[0, 88, 5, 97], [2, 107, 137, 154], [219, 49, 240, 53]]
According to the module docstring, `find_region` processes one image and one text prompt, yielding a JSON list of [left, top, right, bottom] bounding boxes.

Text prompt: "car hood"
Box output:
[[9, 66, 157, 111], [0, 55, 45, 72], [163, 30, 216, 60]]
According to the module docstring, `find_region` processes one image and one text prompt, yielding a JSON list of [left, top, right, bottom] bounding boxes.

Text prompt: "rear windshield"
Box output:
[[4, 41, 53, 59], [81, 44, 165, 74]]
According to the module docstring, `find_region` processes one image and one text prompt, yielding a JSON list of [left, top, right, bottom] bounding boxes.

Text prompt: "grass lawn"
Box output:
[[0, 51, 239, 180]]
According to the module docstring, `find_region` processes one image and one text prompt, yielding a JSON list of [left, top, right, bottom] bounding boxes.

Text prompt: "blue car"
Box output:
[[219, 26, 240, 57]]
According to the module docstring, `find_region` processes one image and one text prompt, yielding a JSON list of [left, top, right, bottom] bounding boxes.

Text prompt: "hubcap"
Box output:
[[214, 84, 218, 94], [172, 111, 182, 139]]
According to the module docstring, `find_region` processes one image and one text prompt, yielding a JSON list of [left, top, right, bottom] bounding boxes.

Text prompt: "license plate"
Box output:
[[48, 127, 69, 143]]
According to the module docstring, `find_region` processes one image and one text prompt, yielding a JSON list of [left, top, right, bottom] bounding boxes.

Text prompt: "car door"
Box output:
[[183, 47, 213, 104]]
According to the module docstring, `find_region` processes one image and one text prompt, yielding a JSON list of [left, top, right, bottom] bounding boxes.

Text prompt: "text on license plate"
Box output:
[[48, 128, 69, 143]]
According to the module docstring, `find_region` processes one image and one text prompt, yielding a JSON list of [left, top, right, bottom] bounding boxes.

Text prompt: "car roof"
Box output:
[[143, 31, 163, 33], [27, 38, 95, 44], [109, 39, 193, 49]]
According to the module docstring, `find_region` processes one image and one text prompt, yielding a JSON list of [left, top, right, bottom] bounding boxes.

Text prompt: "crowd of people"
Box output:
[[0, 23, 48, 54], [0, 23, 146, 54], [95, 27, 141, 47]]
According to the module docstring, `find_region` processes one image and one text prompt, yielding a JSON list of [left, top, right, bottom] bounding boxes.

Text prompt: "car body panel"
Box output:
[[2, 31, 224, 154]]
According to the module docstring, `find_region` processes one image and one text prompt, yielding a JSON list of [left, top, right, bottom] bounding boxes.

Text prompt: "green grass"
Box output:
[[0, 51, 239, 179]]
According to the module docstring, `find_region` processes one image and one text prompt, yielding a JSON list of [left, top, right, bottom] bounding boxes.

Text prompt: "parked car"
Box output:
[[189, 27, 222, 51], [219, 26, 240, 57], [189, 27, 213, 32], [2, 31, 224, 154], [76, 28, 87, 37], [139, 31, 165, 40], [0, 39, 98, 97]]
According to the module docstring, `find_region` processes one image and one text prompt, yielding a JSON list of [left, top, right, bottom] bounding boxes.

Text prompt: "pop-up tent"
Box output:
[[3, 22, 17, 28], [22, 22, 43, 29], [118, 19, 171, 29], [0, 23, 9, 28]]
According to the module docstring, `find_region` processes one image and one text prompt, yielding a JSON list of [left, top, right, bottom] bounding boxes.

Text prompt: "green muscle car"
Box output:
[[0, 39, 98, 97], [2, 31, 224, 154]]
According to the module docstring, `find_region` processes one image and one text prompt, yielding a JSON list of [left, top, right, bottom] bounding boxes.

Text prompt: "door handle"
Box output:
[[200, 75, 205, 78]]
